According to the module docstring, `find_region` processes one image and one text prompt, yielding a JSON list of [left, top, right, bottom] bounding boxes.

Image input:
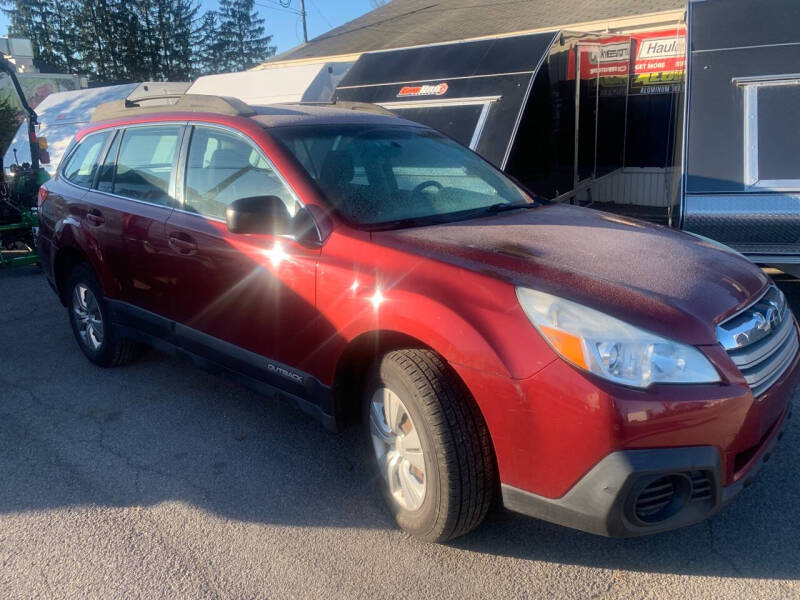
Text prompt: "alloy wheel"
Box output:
[[72, 284, 104, 351]]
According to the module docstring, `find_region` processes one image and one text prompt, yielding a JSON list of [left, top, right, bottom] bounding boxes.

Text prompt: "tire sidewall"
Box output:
[[67, 265, 115, 366], [363, 354, 444, 540]]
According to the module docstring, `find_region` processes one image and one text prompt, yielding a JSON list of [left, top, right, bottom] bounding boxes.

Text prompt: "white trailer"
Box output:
[[187, 60, 353, 105], [3, 82, 190, 176]]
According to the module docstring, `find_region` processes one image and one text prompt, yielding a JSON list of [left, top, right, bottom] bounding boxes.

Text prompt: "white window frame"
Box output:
[[377, 96, 499, 150], [736, 73, 800, 191]]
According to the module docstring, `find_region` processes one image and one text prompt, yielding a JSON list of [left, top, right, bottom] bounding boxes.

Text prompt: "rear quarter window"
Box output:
[[61, 132, 110, 187]]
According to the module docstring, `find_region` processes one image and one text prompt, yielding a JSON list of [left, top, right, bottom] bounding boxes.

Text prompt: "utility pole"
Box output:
[[299, 0, 308, 42]]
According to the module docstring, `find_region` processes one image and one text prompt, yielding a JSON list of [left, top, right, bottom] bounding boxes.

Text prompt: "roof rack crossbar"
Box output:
[[91, 94, 256, 123], [124, 94, 186, 107]]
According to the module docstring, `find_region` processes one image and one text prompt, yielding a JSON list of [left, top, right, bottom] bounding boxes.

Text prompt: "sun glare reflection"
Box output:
[[261, 242, 289, 267], [370, 288, 386, 310]]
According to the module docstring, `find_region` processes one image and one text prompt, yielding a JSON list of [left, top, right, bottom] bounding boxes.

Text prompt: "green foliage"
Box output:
[[218, 0, 276, 73], [192, 10, 224, 78], [0, 0, 276, 82], [0, 96, 22, 160], [0, 76, 23, 161]]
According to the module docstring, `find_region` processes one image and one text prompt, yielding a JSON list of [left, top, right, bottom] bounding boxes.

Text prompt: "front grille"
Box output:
[[717, 286, 799, 397]]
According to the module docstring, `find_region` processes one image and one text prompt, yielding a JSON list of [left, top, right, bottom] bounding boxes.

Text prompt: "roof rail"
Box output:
[[331, 100, 397, 117], [126, 81, 191, 103], [291, 100, 397, 117], [91, 94, 256, 123]]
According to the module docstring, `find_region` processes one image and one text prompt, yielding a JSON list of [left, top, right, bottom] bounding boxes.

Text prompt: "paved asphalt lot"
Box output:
[[1, 266, 800, 599]]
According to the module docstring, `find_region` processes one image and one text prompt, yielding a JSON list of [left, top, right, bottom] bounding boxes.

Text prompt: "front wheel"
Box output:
[[364, 349, 496, 542]]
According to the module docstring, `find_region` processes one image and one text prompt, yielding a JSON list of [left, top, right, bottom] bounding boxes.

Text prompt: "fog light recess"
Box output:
[[632, 473, 692, 524]]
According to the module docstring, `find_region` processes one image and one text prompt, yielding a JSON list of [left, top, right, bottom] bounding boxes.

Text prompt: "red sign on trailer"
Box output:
[[396, 82, 449, 97], [570, 27, 686, 94]]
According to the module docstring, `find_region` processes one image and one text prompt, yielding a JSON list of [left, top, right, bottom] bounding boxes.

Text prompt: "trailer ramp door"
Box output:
[[333, 32, 558, 168]]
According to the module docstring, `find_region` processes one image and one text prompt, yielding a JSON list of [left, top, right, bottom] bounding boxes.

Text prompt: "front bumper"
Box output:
[[502, 405, 792, 537]]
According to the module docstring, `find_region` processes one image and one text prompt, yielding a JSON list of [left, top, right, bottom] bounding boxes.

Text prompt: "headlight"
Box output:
[[516, 287, 720, 388]]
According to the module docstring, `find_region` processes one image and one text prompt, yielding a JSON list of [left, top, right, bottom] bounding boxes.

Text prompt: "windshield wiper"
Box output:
[[364, 215, 446, 231], [485, 201, 539, 213], [363, 201, 540, 231]]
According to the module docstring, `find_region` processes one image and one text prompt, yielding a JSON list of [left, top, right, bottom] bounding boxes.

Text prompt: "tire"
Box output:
[[363, 349, 496, 542], [66, 263, 141, 367]]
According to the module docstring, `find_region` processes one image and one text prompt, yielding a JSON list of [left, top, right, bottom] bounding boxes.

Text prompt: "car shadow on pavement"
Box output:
[[2, 266, 800, 581]]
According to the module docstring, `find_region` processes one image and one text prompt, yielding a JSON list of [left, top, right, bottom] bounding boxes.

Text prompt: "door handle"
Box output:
[[168, 232, 198, 255], [86, 209, 105, 226]]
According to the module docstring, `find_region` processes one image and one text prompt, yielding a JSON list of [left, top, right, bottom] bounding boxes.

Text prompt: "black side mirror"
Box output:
[[226, 195, 292, 235]]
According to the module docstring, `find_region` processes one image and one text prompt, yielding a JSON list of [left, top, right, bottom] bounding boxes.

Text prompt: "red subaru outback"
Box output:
[[37, 95, 798, 541]]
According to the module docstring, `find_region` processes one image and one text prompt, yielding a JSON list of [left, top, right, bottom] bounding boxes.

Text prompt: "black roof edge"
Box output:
[[335, 31, 560, 90]]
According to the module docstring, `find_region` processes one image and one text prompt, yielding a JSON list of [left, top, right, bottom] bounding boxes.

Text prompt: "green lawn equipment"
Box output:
[[1, 56, 48, 269]]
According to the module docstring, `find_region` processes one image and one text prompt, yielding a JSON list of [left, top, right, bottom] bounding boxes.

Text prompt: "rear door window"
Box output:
[[62, 132, 110, 187], [183, 126, 296, 220], [113, 125, 182, 205]]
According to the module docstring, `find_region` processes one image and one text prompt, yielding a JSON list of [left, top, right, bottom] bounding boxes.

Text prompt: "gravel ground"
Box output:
[[1, 266, 799, 599]]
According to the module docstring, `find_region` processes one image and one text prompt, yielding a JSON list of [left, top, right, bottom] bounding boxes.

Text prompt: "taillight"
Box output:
[[37, 185, 48, 209]]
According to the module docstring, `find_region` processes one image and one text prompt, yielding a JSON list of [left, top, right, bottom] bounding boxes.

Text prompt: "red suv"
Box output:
[[38, 95, 798, 541]]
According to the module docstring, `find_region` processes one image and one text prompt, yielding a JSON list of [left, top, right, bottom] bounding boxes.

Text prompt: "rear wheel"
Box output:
[[364, 349, 496, 542], [67, 263, 140, 367]]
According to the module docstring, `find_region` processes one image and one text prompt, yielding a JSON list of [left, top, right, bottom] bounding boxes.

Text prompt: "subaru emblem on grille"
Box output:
[[753, 304, 781, 333], [716, 285, 797, 397], [754, 311, 769, 332], [769, 306, 781, 330]]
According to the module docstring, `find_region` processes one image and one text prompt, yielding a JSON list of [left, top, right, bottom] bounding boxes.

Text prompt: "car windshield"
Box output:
[[270, 123, 531, 229]]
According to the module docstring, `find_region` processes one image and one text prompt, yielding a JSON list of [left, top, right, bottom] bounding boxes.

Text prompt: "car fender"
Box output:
[[316, 232, 556, 384], [51, 210, 118, 300]]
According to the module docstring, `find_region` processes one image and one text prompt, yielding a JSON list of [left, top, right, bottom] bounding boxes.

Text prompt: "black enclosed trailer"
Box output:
[[333, 32, 563, 169], [334, 26, 687, 225], [333, 0, 800, 263], [682, 0, 800, 263]]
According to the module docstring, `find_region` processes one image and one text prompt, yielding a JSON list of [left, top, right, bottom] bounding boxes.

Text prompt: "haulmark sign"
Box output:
[[572, 28, 687, 94], [637, 37, 686, 61]]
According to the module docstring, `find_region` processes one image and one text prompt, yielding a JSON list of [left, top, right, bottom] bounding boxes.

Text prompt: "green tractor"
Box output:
[[1, 56, 49, 268]]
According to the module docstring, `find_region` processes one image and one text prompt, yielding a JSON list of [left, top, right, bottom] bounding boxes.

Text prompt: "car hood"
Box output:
[[372, 204, 769, 346]]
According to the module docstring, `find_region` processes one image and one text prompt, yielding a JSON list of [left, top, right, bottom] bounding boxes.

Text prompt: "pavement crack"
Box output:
[[90, 409, 218, 508], [0, 371, 233, 598], [0, 374, 97, 423], [0, 373, 214, 506]]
